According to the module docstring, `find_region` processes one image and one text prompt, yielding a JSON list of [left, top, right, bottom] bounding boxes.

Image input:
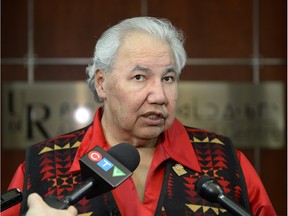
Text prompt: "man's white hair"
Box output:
[[86, 16, 187, 103]]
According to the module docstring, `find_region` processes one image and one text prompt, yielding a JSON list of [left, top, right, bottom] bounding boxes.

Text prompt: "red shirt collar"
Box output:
[[69, 107, 108, 173], [70, 107, 201, 173], [156, 118, 201, 172]]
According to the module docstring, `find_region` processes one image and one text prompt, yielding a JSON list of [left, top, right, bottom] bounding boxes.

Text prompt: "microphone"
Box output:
[[44, 143, 140, 209], [195, 175, 252, 216], [1, 188, 23, 212]]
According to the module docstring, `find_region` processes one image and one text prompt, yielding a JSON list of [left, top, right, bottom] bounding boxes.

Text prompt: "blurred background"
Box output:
[[1, 0, 287, 215]]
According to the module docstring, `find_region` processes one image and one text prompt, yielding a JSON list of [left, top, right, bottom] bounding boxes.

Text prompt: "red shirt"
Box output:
[[3, 108, 276, 216]]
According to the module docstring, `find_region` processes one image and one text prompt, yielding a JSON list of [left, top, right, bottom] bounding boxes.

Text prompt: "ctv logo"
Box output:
[[88, 151, 102, 162], [88, 150, 126, 177]]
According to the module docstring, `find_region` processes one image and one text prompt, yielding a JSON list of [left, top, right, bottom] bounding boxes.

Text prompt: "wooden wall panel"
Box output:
[[1, 0, 28, 57], [180, 65, 253, 81], [261, 149, 287, 214], [148, 0, 253, 58], [34, 65, 87, 81], [34, 0, 141, 57], [1, 65, 28, 81], [260, 65, 287, 81], [259, 0, 286, 57], [0, 150, 26, 192]]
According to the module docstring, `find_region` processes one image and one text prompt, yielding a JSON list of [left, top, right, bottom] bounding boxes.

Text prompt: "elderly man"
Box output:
[[4, 17, 275, 216]]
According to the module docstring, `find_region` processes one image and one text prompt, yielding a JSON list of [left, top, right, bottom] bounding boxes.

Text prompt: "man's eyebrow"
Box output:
[[131, 65, 177, 74], [132, 65, 151, 72], [166, 66, 177, 74]]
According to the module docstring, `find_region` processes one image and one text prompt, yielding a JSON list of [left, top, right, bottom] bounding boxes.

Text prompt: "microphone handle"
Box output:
[[44, 195, 70, 210], [218, 194, 252, 216], [44, 178, 95, 209], [0, 188, 23, 212], [64, 178, 95, 205]]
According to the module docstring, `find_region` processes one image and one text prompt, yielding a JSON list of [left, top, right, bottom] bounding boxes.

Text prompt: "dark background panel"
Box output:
[[1, 65, 28, 81], [148, 0, 253, 58], [260, 65, 287, 81], [180, 65, 253, 81], [1, 0, 28, 57], [34, 65, 87, 81], [34, 0, 141, 57], [259, 0, 287, 58]]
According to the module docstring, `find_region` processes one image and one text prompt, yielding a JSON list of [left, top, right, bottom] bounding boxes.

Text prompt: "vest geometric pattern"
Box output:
[[156, 127, 250, 215], [21, 126, 250, 215]]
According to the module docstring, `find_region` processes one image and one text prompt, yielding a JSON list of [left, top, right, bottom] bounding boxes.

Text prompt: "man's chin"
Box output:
[[139, 126, 165, 139]]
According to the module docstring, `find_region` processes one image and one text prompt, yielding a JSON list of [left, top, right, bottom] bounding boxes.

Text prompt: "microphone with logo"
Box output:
[[44, 142, 140, 209], [195, 175, 252, 216]]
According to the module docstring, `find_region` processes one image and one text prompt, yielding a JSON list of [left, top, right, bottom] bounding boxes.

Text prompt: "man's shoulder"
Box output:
[[183, 125, 230, 145], [184, 125, 225, 137], [29, 124, 91, 150]]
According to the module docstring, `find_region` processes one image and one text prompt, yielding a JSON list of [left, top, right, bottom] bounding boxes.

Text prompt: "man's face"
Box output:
[[98, 32, 179, 143]]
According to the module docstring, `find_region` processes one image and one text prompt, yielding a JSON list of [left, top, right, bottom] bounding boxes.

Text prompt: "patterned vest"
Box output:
[[20, 126, 250, 216]]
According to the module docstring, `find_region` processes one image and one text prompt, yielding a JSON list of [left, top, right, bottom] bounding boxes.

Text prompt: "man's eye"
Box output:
[[134, 74, 144, 80], [163, 76, 175, 82]]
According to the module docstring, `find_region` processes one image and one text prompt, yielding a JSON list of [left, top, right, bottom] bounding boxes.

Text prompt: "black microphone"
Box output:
[[44, 143, 140, 209], [195, 175, 252, 216], [1, 188, 23, 212]]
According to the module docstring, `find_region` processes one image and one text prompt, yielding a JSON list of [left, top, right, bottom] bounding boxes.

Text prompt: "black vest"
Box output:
[[20, 126, 250, 215]]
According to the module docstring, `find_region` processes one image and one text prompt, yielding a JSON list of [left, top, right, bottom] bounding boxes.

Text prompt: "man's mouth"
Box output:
[[147, 114, 163, 119], [143, 112, 167, 120]]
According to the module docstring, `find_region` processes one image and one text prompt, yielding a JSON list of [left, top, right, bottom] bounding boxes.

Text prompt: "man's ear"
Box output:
[[94, 69, 106, 99]]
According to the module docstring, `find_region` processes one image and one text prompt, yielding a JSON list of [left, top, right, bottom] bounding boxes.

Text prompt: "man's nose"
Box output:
[[146, 80, 167, 105]]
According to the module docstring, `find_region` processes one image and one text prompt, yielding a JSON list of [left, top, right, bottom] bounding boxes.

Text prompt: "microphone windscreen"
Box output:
[[195, 175, 213, 194], [195, 175, 224, 203], [108, 143, 140, 172]]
